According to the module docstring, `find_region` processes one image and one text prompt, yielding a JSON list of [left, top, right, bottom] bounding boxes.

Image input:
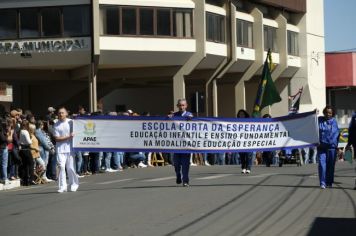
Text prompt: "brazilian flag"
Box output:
[[252, 51, 282, 117]]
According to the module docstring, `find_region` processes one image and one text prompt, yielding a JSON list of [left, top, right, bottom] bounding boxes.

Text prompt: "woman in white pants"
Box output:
[[53, 107, 79, 193]]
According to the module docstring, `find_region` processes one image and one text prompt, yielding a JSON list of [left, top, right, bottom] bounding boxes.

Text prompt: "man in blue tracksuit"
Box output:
[[346, 112, 356, 190], [317, 105, 339, 189], [171, 98, 193, 187]]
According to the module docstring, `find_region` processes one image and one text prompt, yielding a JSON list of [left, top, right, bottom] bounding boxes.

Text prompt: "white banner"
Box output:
[[73, 111, 319, 153]]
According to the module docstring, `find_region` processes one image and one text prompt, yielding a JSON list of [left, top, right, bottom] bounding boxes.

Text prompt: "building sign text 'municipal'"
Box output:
[[0, 38, 89, 54]]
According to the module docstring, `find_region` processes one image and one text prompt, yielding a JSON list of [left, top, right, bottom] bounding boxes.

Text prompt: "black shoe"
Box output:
[[183, 183, 190, 187], [176, 179, 182, 185]]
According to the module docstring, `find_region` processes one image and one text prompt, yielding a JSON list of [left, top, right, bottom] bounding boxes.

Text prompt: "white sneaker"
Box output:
[[105, 168, 115, 172], [242, 169, 246, 174], [57, 188, 67, 193], [190, 163, 197, 166], [205, 161, 211, 166], [246, 170, 251, 174], [70, 184, 79, 192], [138, 162, 147, 168]]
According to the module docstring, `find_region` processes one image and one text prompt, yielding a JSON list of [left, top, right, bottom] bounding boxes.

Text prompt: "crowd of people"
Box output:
[[0, 103, 354, 190]]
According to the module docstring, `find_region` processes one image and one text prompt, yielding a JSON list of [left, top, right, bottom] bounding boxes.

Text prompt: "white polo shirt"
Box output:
[[54, 118, 73, 154]]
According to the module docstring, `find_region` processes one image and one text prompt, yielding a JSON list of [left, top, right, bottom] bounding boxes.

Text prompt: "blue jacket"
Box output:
[[173, 111, 193, 117], [318, 116, 339, 149], [347, 113, 356, 147]]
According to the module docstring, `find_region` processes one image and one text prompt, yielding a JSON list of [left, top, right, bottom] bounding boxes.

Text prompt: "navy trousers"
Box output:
[[173, 154, 190, 184], [318, 148, 337, 187]]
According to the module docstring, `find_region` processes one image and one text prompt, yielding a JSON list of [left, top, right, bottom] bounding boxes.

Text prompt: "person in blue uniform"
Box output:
[[345, 112, 356, 190], [317, 105, 339, 189], [170, 98, 193, 187]]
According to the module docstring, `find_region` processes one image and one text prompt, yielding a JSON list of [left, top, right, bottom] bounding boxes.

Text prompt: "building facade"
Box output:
[[326, 52, 356, 127], [0, 0, 326, 117]]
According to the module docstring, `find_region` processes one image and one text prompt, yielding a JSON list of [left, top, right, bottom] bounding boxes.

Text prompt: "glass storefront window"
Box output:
[[20, 9, 40, 38], [139, 8, 154, 35], [63, 6, 90, 37], [0, 10, 17, 39], [122, 8, 137, 35], [157, 9, 171, 36], [41, 8, 61, 37]]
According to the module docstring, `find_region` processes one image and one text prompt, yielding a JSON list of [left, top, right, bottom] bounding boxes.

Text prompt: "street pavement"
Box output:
[[0, 162, 355, 236]]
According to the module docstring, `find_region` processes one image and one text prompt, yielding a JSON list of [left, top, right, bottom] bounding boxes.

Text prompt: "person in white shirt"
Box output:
[[54, 107, 79, 193]]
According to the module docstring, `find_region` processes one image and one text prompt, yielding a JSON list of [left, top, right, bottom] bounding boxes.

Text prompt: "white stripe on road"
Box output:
[[97, 179, 135, 185], [196, 174, 234, 180], [143, 176, 176, 182]]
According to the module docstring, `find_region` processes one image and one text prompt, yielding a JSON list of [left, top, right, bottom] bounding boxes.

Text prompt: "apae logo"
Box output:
[[83, 121, 97, 142]]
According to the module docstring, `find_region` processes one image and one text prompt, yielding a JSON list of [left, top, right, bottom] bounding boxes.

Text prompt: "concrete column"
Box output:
[[209, 1, 237, 117], [269, 14, 288, 116], [212, 79, 218, 116], [173, 0, 205, 106], [90, 0, 100, 112], [234, 8, 264, 114]]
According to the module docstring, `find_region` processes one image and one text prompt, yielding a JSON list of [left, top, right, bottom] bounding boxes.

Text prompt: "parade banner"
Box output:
[[72, 111, 319, 153]]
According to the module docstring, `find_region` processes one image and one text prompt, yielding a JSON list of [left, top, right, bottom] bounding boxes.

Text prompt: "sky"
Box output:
[[324, 0, 356, 52]]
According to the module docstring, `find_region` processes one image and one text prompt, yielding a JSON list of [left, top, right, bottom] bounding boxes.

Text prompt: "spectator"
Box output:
[[35, 120, 54, 182], [29, 124, 46, 182], [19, 120, 35, 186], [7, 118, 20, 181], [0, 120, 9, 185]]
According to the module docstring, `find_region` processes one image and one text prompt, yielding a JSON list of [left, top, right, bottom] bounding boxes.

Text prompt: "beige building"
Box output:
[[0, 0, 326, 117]]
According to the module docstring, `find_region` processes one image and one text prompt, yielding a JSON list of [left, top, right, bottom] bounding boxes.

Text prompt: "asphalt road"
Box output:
[[0, 162, 355, 236]]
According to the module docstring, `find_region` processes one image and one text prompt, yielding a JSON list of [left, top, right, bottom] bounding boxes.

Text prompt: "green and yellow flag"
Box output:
[[252, 51, 282, 117]]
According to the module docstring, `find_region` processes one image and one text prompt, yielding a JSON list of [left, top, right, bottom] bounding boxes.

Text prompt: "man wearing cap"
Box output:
[[53, 107, 79, 193], [170, 99, 193, 187]]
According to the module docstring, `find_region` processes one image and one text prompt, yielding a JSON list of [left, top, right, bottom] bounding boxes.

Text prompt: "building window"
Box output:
[[287, 30, 299, 56], [237, 19, 253, 48], [173, 9, 192, 38], [99, 6, 193, 38], [157, 9, 171, 36], [63, 6, 90, 37], [0, 5, 90, 40], [19, 9, 40, 38], [0, 10, 17, 39], [41, 8, 61, 37], [139, 8, 154, 35], [101, 7, 120, 35], [122, 8, 137, 35], [263, 25, 278, 52], [206, 12, 225, 43]]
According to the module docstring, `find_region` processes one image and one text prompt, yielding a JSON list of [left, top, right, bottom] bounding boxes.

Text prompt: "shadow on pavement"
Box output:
[[307, 217, 356, 236]]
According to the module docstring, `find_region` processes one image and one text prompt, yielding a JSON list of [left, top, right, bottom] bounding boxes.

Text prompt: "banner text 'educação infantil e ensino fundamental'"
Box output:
[[73, 111, 319, 153]]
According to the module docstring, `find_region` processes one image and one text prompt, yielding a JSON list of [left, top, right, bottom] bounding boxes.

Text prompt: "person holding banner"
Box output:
[[317, 105, 339, 189], [54, 107, 79, 193], [345, 112, 356, 190], [170, 99, 193, 187], [236, 109, 253, 174]]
